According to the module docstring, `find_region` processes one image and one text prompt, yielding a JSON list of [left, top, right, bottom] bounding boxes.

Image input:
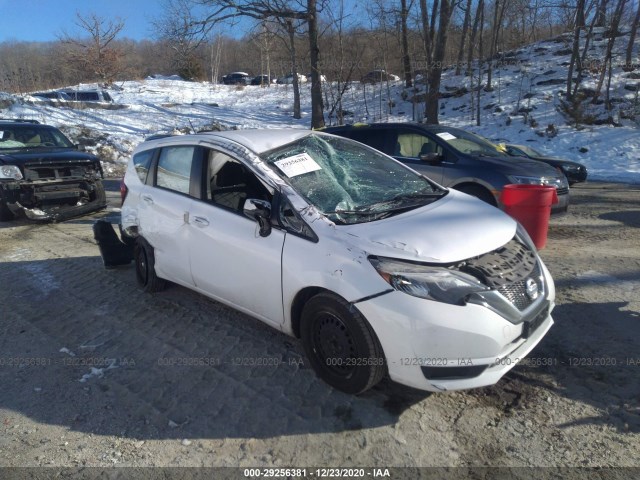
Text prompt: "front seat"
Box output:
[[210, 162, 248, 211]]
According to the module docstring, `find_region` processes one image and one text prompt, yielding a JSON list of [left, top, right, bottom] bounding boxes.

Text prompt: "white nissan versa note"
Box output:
[[120, 129, 555, 394]]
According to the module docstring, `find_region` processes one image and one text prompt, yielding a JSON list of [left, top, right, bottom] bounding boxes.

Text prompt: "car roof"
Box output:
[[145, 128, 314, 154], [0, 118, 42, 125], [324, 122, 462, 134]]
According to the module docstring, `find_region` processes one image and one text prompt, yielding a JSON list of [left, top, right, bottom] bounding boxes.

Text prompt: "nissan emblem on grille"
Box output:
[[525, 278, 539, 300]]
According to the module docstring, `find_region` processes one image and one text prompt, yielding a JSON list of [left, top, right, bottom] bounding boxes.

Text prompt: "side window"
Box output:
[[348, 129, 388, 153], [206, 149, 271, 213], [133, 150, 154, 183], [395, 132, 438, 158], [156, 146, 195, 195]]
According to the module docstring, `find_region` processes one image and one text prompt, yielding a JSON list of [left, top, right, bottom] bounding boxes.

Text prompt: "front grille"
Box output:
[[460, 238, 542, 311], [497, 263, 541, 310], [556, 187, 569, 196], [24, 163, 93, 181]]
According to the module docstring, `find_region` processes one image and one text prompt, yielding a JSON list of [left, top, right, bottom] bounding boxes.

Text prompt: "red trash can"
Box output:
[[500, 184, 558, 249]]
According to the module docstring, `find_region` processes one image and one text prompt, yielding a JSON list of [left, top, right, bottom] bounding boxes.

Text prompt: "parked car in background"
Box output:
[[0, 119, 106, 222], [306, 73, 327, 82], [323, 123, 570, 213], [119, 128, 555, 394], [276, 73, 307, 84], [222, 72, 250, 85], [250, 75, 273, 86], [360, 70, 400, 84], [62, 89, 113, 102], [30, 91, 72, 101], [502, 144, 588, 185]]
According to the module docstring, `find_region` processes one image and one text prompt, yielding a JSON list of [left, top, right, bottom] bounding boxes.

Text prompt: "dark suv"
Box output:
[[323, 123, 570, 213], [222, 72, 250, 85], [0, 119, 106, 222]]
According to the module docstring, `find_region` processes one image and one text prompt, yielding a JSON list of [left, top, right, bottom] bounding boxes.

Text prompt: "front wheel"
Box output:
[[454, 184, 497, 206], [134, 238, 166, 293], [300, 293, 386, 394]]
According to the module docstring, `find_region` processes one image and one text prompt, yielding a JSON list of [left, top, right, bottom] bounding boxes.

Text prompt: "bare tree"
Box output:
[[423, 0, 458, 124], [625, 0, 640, 71], [154, 0, 210, 80], [400, 0, 414, 87], [252, 22, 276, 86], [485, 0, 509, 91], [566, 0, 586, 99], [592, 0, 627, 104], [59, 12, 125, 84], [192, 0, 325, 128], [455, 0, 473, 75]]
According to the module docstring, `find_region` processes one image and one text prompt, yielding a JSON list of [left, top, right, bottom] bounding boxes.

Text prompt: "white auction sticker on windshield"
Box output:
[[274, 153, 322, 177], [436, 132, 457, 141]]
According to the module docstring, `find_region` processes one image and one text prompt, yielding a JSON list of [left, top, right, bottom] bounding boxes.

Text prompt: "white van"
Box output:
[[120, 129, 554, 394]]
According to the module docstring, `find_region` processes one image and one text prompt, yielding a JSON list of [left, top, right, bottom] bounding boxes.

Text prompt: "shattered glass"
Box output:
[[263, 134, 444, 224]]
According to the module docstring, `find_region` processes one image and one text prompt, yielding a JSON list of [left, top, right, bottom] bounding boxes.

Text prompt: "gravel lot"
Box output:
[[0, 180, 638, 471]]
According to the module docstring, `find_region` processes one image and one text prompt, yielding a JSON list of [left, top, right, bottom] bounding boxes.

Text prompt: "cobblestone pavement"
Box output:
[[0, 180, 638, 468]]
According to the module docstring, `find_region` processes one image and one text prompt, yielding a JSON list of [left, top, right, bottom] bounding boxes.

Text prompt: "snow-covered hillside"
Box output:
[[1, 29, 638, 183]]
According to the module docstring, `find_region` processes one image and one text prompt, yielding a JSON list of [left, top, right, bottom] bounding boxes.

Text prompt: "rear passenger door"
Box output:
[[139, 145, 200, 287]]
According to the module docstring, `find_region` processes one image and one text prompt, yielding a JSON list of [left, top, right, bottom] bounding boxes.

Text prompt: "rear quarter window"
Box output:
[[133, 150, 154, 183], [347, 129, 388, 153], [156, 146, 195, 195]]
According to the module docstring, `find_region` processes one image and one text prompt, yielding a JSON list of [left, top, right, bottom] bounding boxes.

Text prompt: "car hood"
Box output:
[[334, 190, 517, 264], [530, 156, 584, 168], [469, 154, 560, 176], [0, 149, 100, 166]]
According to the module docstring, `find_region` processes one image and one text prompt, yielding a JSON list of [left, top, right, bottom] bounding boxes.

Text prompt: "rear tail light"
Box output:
[[120, 178, 128, 205]]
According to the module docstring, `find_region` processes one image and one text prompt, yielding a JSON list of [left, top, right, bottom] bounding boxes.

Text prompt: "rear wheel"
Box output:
[[300, 292, 386, 394], [134, 238, 166, 293], [454, 184, 497, 206]]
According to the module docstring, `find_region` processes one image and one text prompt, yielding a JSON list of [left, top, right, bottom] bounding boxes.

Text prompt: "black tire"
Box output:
[[0, 200, 15, 222], [93, 180, 107, 204], [300, 292, 386, 394], [455, 184, 497, 206], [134, 238, 166, 293]]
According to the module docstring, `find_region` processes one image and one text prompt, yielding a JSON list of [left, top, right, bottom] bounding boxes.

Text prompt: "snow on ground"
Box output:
[[1, 28, 638, 183]]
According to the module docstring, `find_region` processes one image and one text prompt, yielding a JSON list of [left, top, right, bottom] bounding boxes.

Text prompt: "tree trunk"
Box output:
[[477, 0, 484, 126], [594, 0, 608, 27], [592, 0, 627, 103], [486, 0, 507, 91], [308, 0, 325, 129], [466, 0, 483, 76], [287, 20, 301, 120], [400, 0, 413, 87], [420, 0, 433, 79], [425, 0, 454, 124], [567, 0, 585, 100], [625, 0, 640, 71], [455, 0, 473, 76]]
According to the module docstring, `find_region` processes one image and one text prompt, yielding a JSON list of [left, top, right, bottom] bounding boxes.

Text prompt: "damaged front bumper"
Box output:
[[2, 178, 107, 222]]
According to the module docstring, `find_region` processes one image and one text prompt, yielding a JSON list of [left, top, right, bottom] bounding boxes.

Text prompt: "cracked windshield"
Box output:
[[264, 134, 445, 224]]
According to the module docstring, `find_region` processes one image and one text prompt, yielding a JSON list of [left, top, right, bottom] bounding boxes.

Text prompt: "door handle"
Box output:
[[141, 194, 154, 204], [193, 216, 209, 227]]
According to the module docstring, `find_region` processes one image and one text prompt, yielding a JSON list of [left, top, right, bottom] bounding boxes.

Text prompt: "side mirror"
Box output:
[[243, 198, 272, 237], [420, 152, 443, 164]]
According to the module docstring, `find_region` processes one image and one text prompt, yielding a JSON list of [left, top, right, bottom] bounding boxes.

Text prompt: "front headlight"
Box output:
[[508, 175, 568, 189], [369, 256, 490, 305], [0, 165, 23, 180]]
